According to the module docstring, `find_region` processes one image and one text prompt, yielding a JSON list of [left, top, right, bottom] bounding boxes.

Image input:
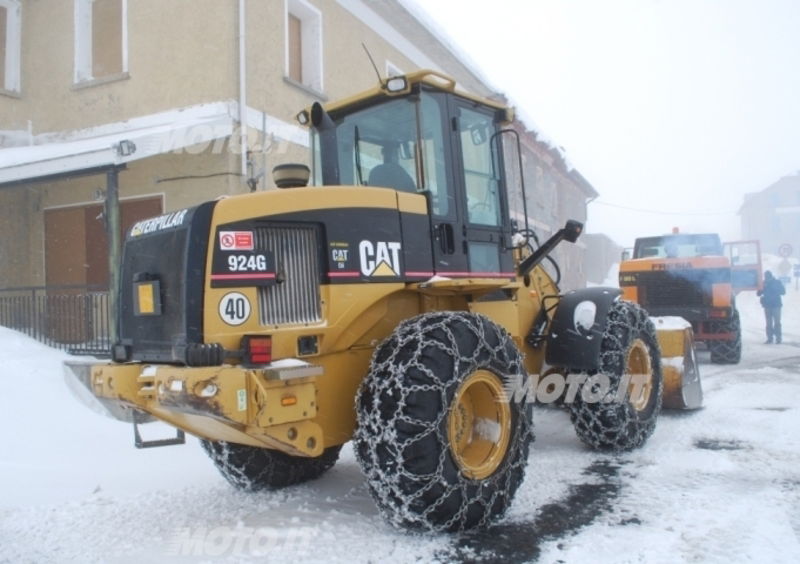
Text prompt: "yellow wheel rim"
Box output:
[[626, 338, 654, 412], [447, 370, 512, 480]]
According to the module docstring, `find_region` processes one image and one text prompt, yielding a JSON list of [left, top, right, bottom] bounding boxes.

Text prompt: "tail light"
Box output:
[[242, 335, 272, 365]]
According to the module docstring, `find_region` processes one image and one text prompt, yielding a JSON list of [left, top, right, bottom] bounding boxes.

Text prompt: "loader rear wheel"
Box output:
[[569, 300, 663, 451], [354, 311, 533, 532], [200, 440, 341, 491], [708, 310, 742, 364]]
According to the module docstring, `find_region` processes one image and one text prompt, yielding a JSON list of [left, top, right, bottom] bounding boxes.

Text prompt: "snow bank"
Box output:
[[0, 327, 218, 511]]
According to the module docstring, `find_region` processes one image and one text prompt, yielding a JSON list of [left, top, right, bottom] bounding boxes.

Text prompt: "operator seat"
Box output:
[[368, 163, 416, 192]]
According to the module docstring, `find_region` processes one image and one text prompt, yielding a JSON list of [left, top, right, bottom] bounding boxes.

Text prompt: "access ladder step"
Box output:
[[132, 410, 186, 449]]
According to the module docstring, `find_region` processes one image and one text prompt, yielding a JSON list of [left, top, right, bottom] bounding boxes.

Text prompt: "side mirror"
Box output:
[[398, 141, 414, 160], [563, 220, 583, 243], [517, 219, 584, 277], [469, 124, 489, 145], [621, 249, 632, 261]]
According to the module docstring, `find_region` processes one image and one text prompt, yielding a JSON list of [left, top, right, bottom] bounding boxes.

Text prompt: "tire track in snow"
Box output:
[[440, 459, 627, 563]]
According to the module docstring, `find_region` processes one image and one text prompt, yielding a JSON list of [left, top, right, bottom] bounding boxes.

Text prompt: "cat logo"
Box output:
[[359, 240, 402, 277]]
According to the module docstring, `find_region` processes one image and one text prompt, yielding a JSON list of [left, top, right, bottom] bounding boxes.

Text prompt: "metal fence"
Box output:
[[0, 285, 111, 357]]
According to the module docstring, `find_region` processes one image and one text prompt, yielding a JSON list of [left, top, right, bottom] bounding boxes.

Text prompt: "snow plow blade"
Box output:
[[652, 318, 703, 410]]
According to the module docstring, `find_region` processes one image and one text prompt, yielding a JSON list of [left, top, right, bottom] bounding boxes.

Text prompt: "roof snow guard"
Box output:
[[0, 103, 236, 188]]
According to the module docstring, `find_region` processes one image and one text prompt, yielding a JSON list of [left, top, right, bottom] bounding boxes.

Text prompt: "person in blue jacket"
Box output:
[[757, 270, 786, 344]]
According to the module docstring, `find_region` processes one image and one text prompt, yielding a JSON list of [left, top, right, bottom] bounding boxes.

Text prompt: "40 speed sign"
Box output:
[[219, 292, 251, 326]]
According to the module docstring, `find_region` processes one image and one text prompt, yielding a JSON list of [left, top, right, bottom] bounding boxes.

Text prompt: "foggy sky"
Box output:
[[409, 0, 800, 247]]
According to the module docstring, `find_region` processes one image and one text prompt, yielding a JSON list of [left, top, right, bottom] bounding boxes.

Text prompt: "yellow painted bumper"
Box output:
[[89, 362, 323, 456]]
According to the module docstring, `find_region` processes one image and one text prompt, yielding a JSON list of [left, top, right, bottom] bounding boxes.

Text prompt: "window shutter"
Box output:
[[288, 14, 302, 83], [92, 0, 123, 77]]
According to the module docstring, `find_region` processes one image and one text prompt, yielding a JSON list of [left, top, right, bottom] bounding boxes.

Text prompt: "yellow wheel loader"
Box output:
[[67, 71, 700, 532]]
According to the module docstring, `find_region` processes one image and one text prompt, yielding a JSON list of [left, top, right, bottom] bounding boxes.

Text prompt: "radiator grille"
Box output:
[[640, 274, 707, 307], [255, 225, 321, 326]]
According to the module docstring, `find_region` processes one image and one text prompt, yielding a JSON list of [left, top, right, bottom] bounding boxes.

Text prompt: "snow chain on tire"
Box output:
[[201, 440, 341, 491], [354, 311, 534, 533], [568, 300, 663, 451], [708, 310, 742, 364]]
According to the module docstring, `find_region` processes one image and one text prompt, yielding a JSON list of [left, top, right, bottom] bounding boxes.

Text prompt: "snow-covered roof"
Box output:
[[0, 102, 236, 186]]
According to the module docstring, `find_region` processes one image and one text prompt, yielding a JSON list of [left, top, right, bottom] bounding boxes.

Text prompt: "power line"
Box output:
[[590, 199, 737, 216]]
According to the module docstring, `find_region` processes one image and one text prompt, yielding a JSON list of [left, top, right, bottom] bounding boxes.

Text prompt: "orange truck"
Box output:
[[619, 231, 761, 364]]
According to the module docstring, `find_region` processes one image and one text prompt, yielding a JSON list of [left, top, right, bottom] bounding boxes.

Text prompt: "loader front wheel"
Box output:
[[200, 440, 341, 491], [354, 312, 533, 532], [569, 300, 663, 451]]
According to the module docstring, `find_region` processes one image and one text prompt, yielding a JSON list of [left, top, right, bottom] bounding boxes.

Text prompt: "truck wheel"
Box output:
[[354, 311, 533, 532], [200, 440, 341, 491], [568, 300, 662, 451], [708, 310, 742, 364]]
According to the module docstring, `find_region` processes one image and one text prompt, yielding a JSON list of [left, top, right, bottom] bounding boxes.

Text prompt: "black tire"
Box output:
[[200, 440, 341, 491], [708, 310, 742, 364], [568, 300, 663, 451], [354, 311, 534, 533]]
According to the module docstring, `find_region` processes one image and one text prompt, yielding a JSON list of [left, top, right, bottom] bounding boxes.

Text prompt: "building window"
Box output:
[[285, 0, 322, 93], [74, 0, 127, 84], [0, 0, 21, 94]]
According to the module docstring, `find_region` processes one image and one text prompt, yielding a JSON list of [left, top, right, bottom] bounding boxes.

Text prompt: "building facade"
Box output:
[[740, 172, 800, 260], [0, 0, 597, 346], [581, 233, 623, 285], [504, 120, 598, 290]]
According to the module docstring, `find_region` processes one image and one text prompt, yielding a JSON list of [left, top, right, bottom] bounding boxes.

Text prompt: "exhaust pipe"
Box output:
[[310, 102, 340, 186]]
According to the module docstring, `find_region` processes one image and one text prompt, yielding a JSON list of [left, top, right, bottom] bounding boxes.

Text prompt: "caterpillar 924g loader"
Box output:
[[67, 71, 699, 532]]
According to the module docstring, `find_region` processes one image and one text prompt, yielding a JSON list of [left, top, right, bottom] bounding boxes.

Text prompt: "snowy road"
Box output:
[[1, 289, 799, 563]]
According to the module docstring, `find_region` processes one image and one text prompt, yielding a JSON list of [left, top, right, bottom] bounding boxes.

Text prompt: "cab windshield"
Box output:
[[633, 234, 723, 259], [310, 92, 453, 216]]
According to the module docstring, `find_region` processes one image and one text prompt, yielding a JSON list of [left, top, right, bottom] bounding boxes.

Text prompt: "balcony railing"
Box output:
[[0, 285, 111, 357]]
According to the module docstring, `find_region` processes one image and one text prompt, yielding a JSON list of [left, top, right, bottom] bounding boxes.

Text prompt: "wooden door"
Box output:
[[44, 197, 163, 343]]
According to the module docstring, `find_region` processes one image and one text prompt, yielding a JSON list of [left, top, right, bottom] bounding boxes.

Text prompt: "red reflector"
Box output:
[[709, 310, 727, 318], [244, 336, 272, 365]]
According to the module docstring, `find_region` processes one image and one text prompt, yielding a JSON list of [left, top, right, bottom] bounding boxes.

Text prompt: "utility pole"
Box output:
[[106, 166, 121, 345]]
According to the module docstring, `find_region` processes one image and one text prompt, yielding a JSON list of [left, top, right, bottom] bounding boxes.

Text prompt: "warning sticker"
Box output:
[[219, 231, 254, 251]]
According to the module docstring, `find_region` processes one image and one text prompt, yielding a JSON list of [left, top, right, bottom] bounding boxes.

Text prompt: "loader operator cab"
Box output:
[[301, 71, 513, 277]]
